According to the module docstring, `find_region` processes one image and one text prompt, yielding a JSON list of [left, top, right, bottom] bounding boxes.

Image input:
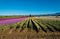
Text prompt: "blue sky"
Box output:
[[0, 0, 60, 15]]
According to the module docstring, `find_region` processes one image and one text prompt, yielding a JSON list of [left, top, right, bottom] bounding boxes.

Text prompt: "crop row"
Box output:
[[0, 17, 60, 33]]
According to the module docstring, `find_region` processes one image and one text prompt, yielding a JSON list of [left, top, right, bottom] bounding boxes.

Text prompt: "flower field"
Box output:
[[0, 18, 27, 25], [0, 17, 60, 39]]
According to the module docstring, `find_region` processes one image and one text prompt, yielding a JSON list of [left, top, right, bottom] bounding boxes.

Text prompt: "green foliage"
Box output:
[[0, 17, 60, 32]]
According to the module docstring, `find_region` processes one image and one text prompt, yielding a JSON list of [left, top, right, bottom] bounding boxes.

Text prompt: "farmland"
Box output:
[[0, 16, 60, 39]]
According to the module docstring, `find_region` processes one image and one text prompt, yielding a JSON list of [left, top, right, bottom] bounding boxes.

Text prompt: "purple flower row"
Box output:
[[0, 17, 27, 25]]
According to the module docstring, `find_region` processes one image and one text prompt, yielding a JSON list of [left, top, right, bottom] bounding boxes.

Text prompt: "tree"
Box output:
[[29, 14, 31, 17]]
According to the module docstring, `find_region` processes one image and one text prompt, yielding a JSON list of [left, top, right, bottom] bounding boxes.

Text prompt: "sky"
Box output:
[[0, 0, 60, 15]]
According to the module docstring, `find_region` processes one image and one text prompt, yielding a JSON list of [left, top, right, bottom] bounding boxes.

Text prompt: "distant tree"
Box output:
[[29, 14, 31, 17]]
